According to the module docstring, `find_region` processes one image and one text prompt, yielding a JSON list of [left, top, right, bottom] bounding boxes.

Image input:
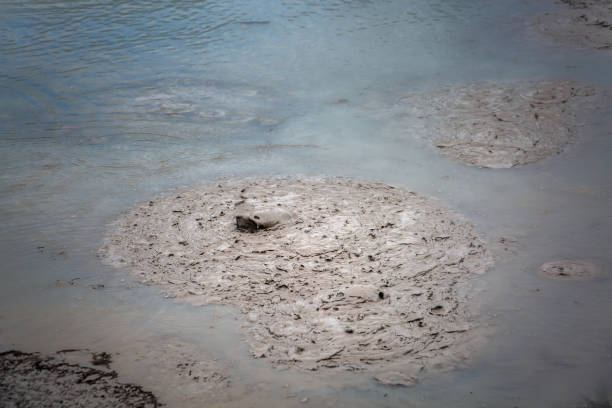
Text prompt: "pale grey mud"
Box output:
[[398, 80, 603, 168], [100, 178, 492, 379], [532, 0, 612, 50]]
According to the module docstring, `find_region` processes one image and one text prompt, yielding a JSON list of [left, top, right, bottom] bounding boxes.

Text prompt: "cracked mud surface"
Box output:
[[399, 80, 601, 168], [100, 178, 492, 374], [0, 350, 158, 408], [533, 0, 612, 50]]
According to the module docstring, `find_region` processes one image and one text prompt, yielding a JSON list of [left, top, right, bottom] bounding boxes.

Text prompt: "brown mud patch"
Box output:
[[0, 350, 158, 408], [539, 260, 601, 279], [532, 0, 612, 50], [399, 80, 602, 168], [99, 178, 492, 374]]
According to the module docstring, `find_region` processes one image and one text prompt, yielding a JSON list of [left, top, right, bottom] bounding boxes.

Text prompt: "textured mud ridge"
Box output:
[[399, 80, 600, 168], [0, 350, 158, 408], [100, 178, 492, 374], [532, 0, 612, 50]]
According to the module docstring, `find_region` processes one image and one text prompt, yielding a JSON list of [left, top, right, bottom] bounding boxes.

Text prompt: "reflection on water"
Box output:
[[1, 0, 612, 406]]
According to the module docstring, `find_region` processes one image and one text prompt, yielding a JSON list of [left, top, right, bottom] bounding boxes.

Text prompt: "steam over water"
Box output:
[[1, 0, 611, 406]]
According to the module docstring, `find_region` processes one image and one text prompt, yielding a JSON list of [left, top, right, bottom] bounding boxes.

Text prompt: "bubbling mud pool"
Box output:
[[398, 80, 605, 168], [2, 0, 612, 406], [100, 178, 492, 382]]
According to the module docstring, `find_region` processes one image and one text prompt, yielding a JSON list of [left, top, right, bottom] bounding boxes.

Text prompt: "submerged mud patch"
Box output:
[[0, 350, 158, 408], [532, 0, 612, 50], [100, 178, 492, 373], [539, 260, 601, 280], [124, 337, 231, 399], [399, 80, 601, 168]]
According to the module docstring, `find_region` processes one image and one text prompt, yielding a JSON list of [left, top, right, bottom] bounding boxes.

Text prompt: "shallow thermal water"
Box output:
[[1, 0, 611, 406]]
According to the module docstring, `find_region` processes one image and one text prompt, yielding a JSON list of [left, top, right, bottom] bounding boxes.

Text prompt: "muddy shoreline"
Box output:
[[100, 178, 492, 378]]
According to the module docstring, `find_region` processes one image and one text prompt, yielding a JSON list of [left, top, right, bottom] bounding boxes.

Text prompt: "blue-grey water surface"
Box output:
[[1, 0, 612, 406]]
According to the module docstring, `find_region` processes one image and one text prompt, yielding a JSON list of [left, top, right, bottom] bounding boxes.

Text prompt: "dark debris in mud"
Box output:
[[0, 350, 159, 408]]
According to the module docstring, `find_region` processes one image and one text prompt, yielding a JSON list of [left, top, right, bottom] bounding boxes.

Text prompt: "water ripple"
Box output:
[[0, 0, 248, 66]]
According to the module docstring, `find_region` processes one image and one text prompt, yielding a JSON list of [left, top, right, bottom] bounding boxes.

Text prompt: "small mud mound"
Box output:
[[100, 178, 492, 372], [532, 0, 612, 50], [399, 80, 600, 168], [539, 260, 601, 279], [0, 350, 158, 408]]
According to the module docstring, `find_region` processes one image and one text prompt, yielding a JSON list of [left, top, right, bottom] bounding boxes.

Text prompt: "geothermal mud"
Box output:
[[100, 178, 492, 376], [533, 0, 612, 50], [399, 80, 601, 168], [0, 350, 158, 408]]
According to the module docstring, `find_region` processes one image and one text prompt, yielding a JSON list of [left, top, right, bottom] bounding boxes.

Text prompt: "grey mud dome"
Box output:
[[539, 260, 601, 279], [399, 80, 600, 168], [100, 178, 492, 374], [532, 0, 612, 50], [0, 350, 158, 408]]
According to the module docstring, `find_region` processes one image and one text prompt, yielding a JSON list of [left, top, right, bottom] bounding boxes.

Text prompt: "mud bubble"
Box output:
[[399, 80, 601, 168], [539, 260, 601, 279], [100, 178, 492, 372], [532, 0, 612, 50]]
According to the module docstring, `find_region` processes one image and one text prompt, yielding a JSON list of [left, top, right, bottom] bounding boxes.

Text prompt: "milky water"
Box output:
[[1, 0, 611, 406]]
